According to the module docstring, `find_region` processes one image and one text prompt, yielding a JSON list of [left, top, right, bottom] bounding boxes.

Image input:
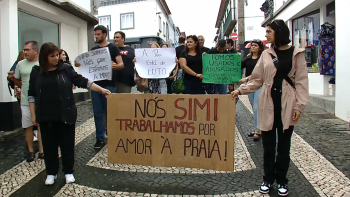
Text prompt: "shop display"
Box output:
[[318, 22, 335, 75]]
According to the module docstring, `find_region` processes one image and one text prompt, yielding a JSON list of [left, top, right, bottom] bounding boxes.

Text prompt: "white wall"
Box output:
[[335, 1, 350, 121], [244, 0, 266, 41], [64, 0, 91, 12]]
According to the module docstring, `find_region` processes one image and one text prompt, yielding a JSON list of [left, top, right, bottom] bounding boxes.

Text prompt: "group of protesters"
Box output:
[[6, 19, 309, 197]]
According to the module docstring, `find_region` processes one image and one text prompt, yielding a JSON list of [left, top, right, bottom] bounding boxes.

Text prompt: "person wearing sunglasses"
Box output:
[[239, 39, 265, 141], [231, 20, 308, 196]]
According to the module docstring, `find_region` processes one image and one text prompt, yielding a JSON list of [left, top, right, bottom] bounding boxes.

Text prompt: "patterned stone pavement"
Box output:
[[0, 95, 350, 197]]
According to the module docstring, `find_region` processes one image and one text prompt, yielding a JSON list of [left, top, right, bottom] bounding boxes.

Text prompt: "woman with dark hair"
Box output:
[[231, 20, 308, 196], [161, 43, 169, 48], [28, 42, 111, 185], [239, 39, 265, 140], [59, 49, 70, 64], [179, 35, 205, 94]]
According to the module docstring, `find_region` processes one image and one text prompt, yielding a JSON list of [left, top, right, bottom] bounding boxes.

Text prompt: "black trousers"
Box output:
[[166, 79, 173, 94], [262, 87, 294, 185], [40, 121, 75, 175]]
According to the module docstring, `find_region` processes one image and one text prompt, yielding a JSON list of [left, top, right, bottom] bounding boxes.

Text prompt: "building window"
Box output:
[[158, 16, 162, 32], [100, 0, 146, 6], [163, 22, 165, 36], [98, 16, 111, 30], [166, 22, 169, 39], [120, 13, 134, 29], [18, 10, 59, 50]]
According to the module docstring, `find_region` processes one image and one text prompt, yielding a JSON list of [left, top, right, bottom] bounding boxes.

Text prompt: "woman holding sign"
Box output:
[[239, 40, 265, 141], [231, 20, 308, 196], [179, 35, 205, 94], [28, 43, 111, 186]]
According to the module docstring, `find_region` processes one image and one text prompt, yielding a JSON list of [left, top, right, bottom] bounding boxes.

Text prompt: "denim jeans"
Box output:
[[248, 87, 261, 130], [216, 84, 228, 95], [91, 86, 116, 141]]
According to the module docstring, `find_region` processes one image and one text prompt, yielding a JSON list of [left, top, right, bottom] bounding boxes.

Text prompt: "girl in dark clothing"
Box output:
[[239, 40, 264, 140], [28, 43, 111, 186]]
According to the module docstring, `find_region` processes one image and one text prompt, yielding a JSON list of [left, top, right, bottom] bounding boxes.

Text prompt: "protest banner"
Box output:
[[74, 47, 112, 81], [135, 48, 176, 79], [107, 94, 235, 171], [202, 54, 241, 84]]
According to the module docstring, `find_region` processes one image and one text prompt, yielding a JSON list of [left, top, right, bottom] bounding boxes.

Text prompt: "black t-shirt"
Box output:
[[115, 46, 135, 87], [241, 57, 259, 77], [175, 45, 185, 59], [273, 46, 294, 89], [201, 47, 210, 53], [228, 48, 237, 54], [91, 43, 121, 87], [40, 69, 61, 122], [180, 51, 202, 81], [208, 48, 230, 54]]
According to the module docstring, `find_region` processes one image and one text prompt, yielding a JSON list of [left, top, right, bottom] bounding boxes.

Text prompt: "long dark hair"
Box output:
[[59, 49, 70, 63], [267, 20, 291, 48], [185, 35, 201, 54], [39, 43, 60, 74], [247, 40, 265, 58]]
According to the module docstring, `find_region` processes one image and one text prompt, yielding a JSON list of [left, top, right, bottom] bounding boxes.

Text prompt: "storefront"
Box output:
[[0, 0, 98, 131]]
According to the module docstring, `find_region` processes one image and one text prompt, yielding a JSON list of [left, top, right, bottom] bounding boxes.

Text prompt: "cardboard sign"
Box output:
[[107, 94, 235, 171], [135, 48, 176, 79], [202, 54, 241, 84], [74, 47, 112, 81]]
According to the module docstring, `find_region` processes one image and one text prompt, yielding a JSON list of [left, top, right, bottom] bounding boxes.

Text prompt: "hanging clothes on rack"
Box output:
[[308, 21, 314, 47], [318, 22, 335, 75], [294, 30, 300, 48], [300, 25, 307, 48]]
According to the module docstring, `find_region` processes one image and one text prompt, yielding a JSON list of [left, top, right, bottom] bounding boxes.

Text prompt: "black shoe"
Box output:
[[26, 152, 35, 162], [278, 184, 289, 196], [259, 181, 271, 194], [94, 139, 105, 149], [38, 153, 45, 159]]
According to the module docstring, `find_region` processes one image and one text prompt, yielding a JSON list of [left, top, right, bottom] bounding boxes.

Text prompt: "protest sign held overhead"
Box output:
[[135, 48, 176, 79], [107, 94, 236, 171], [74, 47, 112, 81], [202, 54, 241, 84]]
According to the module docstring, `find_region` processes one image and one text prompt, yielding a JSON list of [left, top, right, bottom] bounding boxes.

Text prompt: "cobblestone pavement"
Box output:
[[0, 95, 350, 197]]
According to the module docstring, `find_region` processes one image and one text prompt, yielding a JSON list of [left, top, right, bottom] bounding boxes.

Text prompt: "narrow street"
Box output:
[[1, 92, 349, 197]]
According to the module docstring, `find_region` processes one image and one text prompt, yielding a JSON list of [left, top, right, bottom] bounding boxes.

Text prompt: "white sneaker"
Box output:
[[65, 174, 75, 184], [45, 175, 57, 185], [33, 130, 38, 142]]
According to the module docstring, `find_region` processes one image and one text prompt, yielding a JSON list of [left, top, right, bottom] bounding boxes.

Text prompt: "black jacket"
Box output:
[[28, 63, 90, 124]]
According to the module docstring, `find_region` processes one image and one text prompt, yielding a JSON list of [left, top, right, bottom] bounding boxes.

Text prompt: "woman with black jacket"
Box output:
[[28, 43, 111, 186]]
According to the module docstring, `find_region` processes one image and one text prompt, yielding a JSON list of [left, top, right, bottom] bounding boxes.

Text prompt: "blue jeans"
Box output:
[[248, 87, 261, 130], [216, 84, 228, 94], [91, 86, 116, 141]]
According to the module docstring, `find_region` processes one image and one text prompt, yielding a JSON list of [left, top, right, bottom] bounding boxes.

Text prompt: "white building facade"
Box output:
[[0, 0, 98, 131], [97, 0, 179, 48], [260, 0, 349, 121]]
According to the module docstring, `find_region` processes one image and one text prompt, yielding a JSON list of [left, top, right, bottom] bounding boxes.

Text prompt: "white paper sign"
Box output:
[[74, 47, 112, 81], [135, 48, 176, 79]]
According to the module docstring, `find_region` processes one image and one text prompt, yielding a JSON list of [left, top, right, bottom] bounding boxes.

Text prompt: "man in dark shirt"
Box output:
[[226, 39, 237, 54], [207, 39, 231, 94], [198, 35, 210, 54], [77, 25, 124, 149], [113, 31, 135, 93], [175, 37, 186, 59]]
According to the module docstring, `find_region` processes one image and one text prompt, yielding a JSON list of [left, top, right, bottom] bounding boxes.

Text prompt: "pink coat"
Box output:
[[238, 47, 309, 131]]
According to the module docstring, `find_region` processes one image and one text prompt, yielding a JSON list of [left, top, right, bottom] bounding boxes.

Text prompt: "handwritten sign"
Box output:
[[74, 48, 112, 81], [135, 48, 176, 79], [107, 94, 235, 171], [202, 54, 241, 84]]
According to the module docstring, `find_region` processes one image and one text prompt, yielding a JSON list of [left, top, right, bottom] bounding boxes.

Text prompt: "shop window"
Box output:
[[98, 16, 111, 30], [292, 11, 320, 72], [18, 10, 59, 51], [120, 13, 134, 29]]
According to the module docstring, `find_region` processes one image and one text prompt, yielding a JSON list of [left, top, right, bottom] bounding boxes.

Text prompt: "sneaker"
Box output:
[[259, 181, 271, 194], [278, 184, 289, 196], [94, 139, 105, 149], [38, 153, 45, 159], [33, 130, 38, 142], [26, 152, 35, 162], [45, 175, 57, 185], [65, 174, 75, 184]]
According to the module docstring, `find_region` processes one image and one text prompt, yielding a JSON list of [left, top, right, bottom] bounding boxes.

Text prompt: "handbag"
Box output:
[[172, 69, 185, 94], [270, 54, 296, 90], [135, 74, 148, 92]]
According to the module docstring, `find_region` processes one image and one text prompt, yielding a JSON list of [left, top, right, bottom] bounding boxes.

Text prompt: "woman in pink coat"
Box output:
[[231, 20, 308, 196]]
